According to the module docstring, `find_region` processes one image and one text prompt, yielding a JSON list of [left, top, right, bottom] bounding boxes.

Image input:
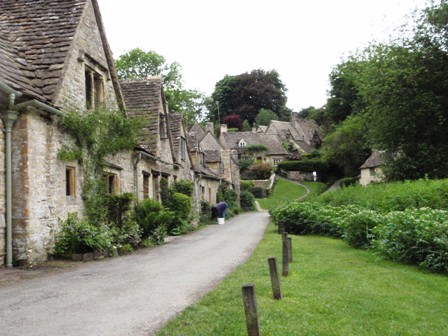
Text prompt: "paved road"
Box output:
[[0, 211, 269, 336]]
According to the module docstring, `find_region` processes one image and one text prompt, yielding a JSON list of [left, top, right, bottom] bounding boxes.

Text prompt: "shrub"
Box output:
[[104, 193, 134, 228], [244, 163, 272, 180], [339, 177, 359, 188], [373, 208, 448, 273], [134, 199, 172, 244], [342, 209, 383, 248], [109, 219, 141, 250], [172, 180, 194, 196], [240, 191, 255, 210], [168, 193, 193, 235], [240, 180, 255, 191], [248, 187, 266, 198], [55, 213, 111, 255]]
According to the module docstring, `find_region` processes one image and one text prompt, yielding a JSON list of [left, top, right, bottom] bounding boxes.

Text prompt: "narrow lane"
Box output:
[[0, 211, 269, 336]]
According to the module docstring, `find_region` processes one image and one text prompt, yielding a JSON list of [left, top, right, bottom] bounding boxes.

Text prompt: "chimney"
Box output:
[[205, 122, 214, 134], [220, 124, 228, 134], [252, 127, 257, 133], [291, 111, 299, 124]]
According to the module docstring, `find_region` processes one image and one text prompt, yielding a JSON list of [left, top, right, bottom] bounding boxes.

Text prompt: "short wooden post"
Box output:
[[278, 222, 284, 234], [268, 257, 282, 300], [242, 284, 261, 336], [288, 237, 293, 263], [282, 236, 289, 277]]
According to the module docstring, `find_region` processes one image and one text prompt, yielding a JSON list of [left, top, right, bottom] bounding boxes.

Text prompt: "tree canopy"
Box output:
[[207, 69, 290, 124], [318, 0, 448, 180], [115, 48, 206, 125]]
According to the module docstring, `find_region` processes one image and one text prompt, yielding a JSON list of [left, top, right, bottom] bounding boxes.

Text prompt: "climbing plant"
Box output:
[[58, 109, 143, 225]]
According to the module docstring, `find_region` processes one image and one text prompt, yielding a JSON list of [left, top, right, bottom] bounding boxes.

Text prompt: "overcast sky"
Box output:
[[98, 0, 430, 111]]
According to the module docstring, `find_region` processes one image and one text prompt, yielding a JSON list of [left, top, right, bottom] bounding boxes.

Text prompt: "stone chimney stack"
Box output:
[[205, 122, 214, 135], [291, 111, 299, 124], [252, 127, 257, 133], [220, 124, 228, 134]]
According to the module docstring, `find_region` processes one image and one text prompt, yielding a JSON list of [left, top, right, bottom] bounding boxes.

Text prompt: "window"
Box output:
[[143, 173, 150, 199], [159, 113, 167, 139], [273, 159, 280, 166], [66, 166, 76, 196], [180, 137, 186, 161], [201, 186, 205, 200], [209, 187, 212, 203], [152, 174, 159, 200], [85, 66, 104, 110], [369, 168, 376, 177], [238, 139, 247, 148], [104, 172, 119, 194]]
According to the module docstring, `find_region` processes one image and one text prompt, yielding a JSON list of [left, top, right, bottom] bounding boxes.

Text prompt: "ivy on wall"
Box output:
[[58, 109, 143, 225]]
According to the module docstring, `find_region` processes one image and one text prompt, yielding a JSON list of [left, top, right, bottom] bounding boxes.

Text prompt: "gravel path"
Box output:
[[0, 211, 269, 336]]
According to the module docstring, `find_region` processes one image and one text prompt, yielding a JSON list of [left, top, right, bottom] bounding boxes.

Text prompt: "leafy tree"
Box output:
[[321, 115, 371, 177], [298, 106, 327, 128], [242, 120, 251, 131], [207, 69, 288, 124], [255, 108, 277, 126], [115, 48, 205, 124], [222, 114, 243, 130]]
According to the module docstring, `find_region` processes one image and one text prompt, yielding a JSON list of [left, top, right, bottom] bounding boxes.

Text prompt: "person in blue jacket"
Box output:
[[211, 201, 228, 219]]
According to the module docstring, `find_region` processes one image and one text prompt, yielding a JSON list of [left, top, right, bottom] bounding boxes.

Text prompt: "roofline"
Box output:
[[0, 78, 23, 97]]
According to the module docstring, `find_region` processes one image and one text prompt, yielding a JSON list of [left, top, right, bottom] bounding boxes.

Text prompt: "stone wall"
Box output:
[[53, 0, 118, 112]]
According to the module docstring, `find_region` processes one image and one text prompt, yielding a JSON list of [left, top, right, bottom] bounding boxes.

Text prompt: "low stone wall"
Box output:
[[285, 171, 313, 182]]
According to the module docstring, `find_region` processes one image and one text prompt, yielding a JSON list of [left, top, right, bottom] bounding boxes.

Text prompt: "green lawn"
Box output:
[[257, 178, 326, 211], [157, 224, 448, 335]]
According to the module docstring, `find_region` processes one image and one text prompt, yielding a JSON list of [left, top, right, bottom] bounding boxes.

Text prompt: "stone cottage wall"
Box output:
[[0, 118, 5, 266], [53, 0, 118, 112]]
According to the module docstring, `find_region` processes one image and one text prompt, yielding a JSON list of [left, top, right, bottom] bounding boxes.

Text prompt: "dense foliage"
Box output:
[[315, 1, 448, 180], [270, 178, 448, 273], [240, 191, 255, 210], [207, 69, 290, 124]]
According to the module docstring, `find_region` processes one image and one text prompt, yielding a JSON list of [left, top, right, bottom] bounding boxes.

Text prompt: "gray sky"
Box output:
[[98, 0, 429, 111]]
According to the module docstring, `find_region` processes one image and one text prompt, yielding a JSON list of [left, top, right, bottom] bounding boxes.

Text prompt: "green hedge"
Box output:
[[240, 191, 255, 210], [271, 201, 448, 273]]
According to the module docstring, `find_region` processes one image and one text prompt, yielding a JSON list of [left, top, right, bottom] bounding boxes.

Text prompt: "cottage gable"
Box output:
[[121, 78, 164, 155]]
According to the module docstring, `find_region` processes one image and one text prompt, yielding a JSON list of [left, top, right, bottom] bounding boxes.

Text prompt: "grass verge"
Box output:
[[157, 223, 448, 336], [257, 179, 326, 211]]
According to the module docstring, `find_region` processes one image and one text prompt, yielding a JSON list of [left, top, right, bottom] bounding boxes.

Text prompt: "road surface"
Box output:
[[0, 210, 269, 336]]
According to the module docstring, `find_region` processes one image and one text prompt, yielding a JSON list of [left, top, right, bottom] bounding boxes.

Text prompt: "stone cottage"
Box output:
[[218, 124, 288, 167], [0, 0, 237, 267], [265, 112, 323, 155], [360, 150, 385, 186]]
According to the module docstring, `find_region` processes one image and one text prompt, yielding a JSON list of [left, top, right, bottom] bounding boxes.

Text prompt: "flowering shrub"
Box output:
[[373, 208, 448, 273]]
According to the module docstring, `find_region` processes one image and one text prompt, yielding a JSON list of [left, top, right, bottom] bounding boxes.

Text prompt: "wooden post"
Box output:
[[288, 237, 293, 263], [278, 222, 284, 234], [242, 284, 261, 336], [268, 257, 282, 300], [282, 236, 289, 277]]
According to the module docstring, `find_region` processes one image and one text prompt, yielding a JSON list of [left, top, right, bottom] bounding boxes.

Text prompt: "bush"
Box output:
[[168, 193, 193, 235], [342, 209, 383, 248], [109, 219, 141, 250], [172, 180, 194, 196], [248, 187, 266, 198], [134, 199, 172, 244], [240, 180, 255, 191], [104, 193, 134, 228], [55, 213, 111, 255], [373, 208, 448, 273], [242, 163, 272, 180], [240, 191, 255, 210], [339, 177, 359, 188]]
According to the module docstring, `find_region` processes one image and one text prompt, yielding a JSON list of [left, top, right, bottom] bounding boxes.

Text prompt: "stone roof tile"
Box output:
[[0, 0, 86, 102]]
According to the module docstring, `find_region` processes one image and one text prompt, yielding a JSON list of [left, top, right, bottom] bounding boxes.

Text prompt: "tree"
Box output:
[[222, 114, 243, 130], [242, 120, 251, 131], [115, 48, 205, 124], [329, 1, 448, 180], [321, 115, 371, 177], [207, 69, 288, 124], [255, 108, 277, 126]]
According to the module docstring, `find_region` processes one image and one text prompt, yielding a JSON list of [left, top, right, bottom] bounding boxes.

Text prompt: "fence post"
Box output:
[[268, 257, 282, 300], [242, 284, 261, 336], [282, 234, 289, 277], [288, 237, 293, 263]]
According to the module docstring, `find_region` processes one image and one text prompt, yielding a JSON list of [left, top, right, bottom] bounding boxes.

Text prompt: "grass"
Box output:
[[157, 224, 448, 336], [257, 178, 326, 211]]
